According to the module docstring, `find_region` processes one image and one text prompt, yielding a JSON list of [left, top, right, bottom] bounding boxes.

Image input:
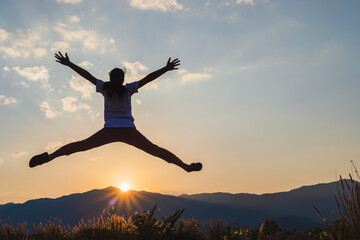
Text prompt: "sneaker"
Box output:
[[187, 162, 202, 172], [29, 152, 49, 168]]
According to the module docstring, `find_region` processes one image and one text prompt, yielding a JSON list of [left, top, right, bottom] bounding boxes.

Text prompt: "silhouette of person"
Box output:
[[29, 52, 202, 172]]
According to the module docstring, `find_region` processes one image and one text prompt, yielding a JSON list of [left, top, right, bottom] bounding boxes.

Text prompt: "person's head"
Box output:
[[104, 68, 127, 98], [109, 68, 125, 86]]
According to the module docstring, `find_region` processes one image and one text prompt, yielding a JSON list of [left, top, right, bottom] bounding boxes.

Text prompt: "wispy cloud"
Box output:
[[89, 157, 104, 162], [44, 139, 75, 152], [53, 23, 115, 54], [121, 60, 161, 89], [12, 65, 52, 90], [61, 97, 78, 113], [33, 48, 47, 58], [62, 96, 88, 112], [12, 151, 28, 158], [78, 61, 94, 69], [129, 0, 183, 12], [51, 41, 70, 52], [13, 80, 30, 88], [69, 15, 80, 23], [122, 61, 149, 76], [69, 75, 94, 99], [0, 29, 11, 42], [62, 96, 99, 119], [0, 95, 16, 105], [178, 69, 212, 84], [40, 97, 98, 119], [56, 0, 82, 4], [135, 98, 142, 105], [44, 141, 63, 151], [181, 73, 212, 83], [0, 28, 47, 58], [40, 101, 59, 119], [236, 0, 254, 5]]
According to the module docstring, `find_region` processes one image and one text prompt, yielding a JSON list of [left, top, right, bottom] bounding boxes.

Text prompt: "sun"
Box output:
[[120, 183, 130, 192]]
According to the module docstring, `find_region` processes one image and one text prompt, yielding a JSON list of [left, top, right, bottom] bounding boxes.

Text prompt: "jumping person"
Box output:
[[29, 52, 202, 173]]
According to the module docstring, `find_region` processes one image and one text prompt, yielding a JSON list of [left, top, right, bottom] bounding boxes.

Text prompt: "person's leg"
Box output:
[[29, 128, 115, 167], [120, 128, 202, 172], [48, 128, 115, 161]]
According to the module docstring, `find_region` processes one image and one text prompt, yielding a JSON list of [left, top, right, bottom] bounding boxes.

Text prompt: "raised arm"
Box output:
[[138, 58, 180, 89], [55, 52, 97, 85]]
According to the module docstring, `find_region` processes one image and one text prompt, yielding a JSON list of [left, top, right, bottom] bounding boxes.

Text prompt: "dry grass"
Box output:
[[314, 161, 360, 240], [0, 206, 333, 240]]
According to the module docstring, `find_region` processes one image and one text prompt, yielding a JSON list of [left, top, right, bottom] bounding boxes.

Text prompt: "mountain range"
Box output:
[[0, 180, 347, 232]]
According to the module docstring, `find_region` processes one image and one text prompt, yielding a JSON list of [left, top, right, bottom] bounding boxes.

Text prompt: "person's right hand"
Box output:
[[55, 51, 71, 66], [165, 58, 180, 71]]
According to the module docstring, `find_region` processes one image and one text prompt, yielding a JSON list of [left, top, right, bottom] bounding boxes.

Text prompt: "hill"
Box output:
[[0, 181, 346, 231]]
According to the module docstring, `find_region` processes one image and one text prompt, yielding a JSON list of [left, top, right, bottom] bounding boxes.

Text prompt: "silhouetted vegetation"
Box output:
[[0, 204, 332, 240], [313, 161, 360, 240]]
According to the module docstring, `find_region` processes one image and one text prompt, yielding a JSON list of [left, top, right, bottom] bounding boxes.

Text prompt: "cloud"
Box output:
[[0, 95, 17, 105], [69, 15, 80, 23], [51, 41, 70, 52], [0, 46, 22, 58], [0, 158, 3, 167], [44, 139, 75, 151], [40, 98, 98, 119], [122, 61, 149, 78], [0, 29, 11, 43], [44, 141, 63, 151], [0, 28, 47, 58], [62, 96, 82, 112], [78, 61, 94, 69], [33, 47, 47, 58], [177, 69, 188, 75], [89, 157, 104, 162], [54, 23, 114, 54], [178, 69, 212, 84], [12, 66, 52, 90], [56, 0, 82, 4], [129, 0, 183, 12], [135, 98, 142, 105], [61, 96, 99, 118], [3, 66, 10, 72], [61, 96, 92, 113], [181, 73, 212, 83], [121, 61, 158, 87], [69, 75, 94, 99], [13, 151, 28, 158], [40, 101, 59, 119], [236, 0, 254, 5], [13, 81, 30, 88]]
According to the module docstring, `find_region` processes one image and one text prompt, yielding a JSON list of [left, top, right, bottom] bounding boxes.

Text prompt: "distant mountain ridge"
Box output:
[[0, 181, 348, 231]]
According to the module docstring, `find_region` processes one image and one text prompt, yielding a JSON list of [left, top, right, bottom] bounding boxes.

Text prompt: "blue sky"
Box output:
[[1, 0, 360, 204]]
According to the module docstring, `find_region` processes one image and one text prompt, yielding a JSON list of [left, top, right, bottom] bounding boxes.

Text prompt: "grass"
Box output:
[[313, 161, 360, 240], [0, 205, 331, 240]]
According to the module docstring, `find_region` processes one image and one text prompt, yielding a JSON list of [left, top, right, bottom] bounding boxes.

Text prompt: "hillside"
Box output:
[[0, 180, 346, 231]]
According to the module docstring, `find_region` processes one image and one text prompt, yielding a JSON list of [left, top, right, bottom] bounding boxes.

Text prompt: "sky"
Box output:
[[1, 0, 360, 204]]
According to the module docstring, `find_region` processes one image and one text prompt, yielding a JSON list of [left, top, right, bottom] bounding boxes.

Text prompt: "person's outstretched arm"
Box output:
[[138, 58, 180, 89], [55, 51, 97, 85]]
